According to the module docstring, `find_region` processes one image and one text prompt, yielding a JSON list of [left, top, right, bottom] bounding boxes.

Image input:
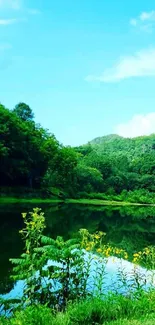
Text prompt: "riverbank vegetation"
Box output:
[[0, 102, 155, 204], [1, 294, 155, 324], [0, 208, 155, 324]]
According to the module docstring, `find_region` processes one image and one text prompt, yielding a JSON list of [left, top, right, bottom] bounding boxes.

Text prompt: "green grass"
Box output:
[[66, 198, 154, 206], [0, 197, 63, 204], [0, 197, 154, 206], [1, 292, 155, 325], [0, 194, 155, 207], [106, 319, 155, 325]]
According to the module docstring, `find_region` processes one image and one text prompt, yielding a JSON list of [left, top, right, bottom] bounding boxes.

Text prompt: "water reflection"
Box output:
[[0, 203, 155, 296], [2, 254, 155, 301]]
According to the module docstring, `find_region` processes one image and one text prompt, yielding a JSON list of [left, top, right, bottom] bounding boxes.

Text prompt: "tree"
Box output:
[[44, 146, 78, 196], [76, 164, 103, 193], [13, 102, 34, 122], [0, 104, 59, 188], [83, 152, 112, 179], [1, 100, 155, 202]]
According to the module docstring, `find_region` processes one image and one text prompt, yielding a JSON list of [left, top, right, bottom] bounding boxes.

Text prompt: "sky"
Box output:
[[0, 0, 155, 146]]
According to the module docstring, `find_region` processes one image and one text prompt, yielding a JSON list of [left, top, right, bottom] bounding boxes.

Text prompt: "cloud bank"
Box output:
[[115, 113, 155, 138], [86, 48, 155, 83]]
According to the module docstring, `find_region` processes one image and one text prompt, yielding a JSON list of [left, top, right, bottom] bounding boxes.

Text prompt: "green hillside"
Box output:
[[0, 102, 155, 204], [89, 134, 155, 158], [74, 134, 155, 203]]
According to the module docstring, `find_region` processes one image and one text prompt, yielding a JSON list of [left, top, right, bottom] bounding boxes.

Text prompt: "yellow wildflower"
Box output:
[[124, 253, 128, 259], [94, 234, 100, 240]]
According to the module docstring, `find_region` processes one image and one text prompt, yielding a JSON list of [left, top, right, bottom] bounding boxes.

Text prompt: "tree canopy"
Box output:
[[0, 102, 155, 202], [13, 102, 34, 121]]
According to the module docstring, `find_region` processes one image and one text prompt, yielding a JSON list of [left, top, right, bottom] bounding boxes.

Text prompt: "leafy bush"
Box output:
[[87, 193, 108, 200]]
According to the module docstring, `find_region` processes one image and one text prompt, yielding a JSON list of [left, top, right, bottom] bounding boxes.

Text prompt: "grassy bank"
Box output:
[[1, 292, 155, 325], [0, 197, 63, 204], [108, 320, 155, 325], [66, 198, 155, 206], [1, 197, 155, 206], [0, 186, 154, 206]]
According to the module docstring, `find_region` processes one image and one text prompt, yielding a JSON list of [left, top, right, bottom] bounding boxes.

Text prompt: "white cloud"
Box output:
[[0, 18, 18, 25], [0, 0, 21, 9], [130, 10, 155, 32], [115, 113, 155, 138], [140, 11, 155, 21], [85, 48, 155, 83]]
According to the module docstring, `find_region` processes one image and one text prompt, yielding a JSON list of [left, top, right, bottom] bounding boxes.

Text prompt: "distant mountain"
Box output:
[[88, 134, 155, 158], [89, 134, 123, 145]]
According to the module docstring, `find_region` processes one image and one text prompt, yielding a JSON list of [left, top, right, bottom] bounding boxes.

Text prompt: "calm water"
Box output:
[[0, 202, 155, 296]]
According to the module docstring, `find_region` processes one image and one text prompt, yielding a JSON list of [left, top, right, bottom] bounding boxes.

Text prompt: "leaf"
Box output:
[[10, 258, 24, 265], [41, 236, 56, 246]]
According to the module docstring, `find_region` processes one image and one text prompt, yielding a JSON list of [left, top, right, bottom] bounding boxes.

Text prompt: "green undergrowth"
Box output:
[[106, 320, 155, 325], [1, 292, 155, 325]]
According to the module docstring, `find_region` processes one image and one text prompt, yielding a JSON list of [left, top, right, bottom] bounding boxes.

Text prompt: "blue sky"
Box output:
[[0, 0, 155, 145]]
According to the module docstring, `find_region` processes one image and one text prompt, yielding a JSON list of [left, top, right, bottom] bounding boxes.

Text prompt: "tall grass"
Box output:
[[1, 291, 155, 324]]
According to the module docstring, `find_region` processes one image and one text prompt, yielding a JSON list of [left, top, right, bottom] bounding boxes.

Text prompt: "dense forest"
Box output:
[[0, 102, 155, 203]]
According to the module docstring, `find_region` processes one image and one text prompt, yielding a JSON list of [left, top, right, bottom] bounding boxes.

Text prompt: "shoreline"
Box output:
[[66, 198, 155, 207], [0, 197, 154, 206]]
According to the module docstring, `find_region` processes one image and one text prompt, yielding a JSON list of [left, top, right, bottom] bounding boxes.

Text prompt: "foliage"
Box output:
[[0, 102, 155, 203], [9, 208, 155, 313], [10, 208, 47, 305], [0, 207, 155, 325], [0, 104, 59, 189], [1, 292, 155, 325], [76, 134, 155, 201], [13, 103, 34, 122], [10, 209, 91, 309]]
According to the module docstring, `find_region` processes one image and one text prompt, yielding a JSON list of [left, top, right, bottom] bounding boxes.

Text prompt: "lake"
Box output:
[[0, 202, 155, 297]]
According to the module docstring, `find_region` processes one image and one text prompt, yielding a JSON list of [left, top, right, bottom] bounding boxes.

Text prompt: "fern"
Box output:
[[41, 236, 56, 246], [9, 258, 24, 265]]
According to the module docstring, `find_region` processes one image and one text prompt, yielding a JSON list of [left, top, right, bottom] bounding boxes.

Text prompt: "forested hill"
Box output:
[[74, 134, 155, 203], [0, 102, 155, 204], [89, 134, 155, 158]]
